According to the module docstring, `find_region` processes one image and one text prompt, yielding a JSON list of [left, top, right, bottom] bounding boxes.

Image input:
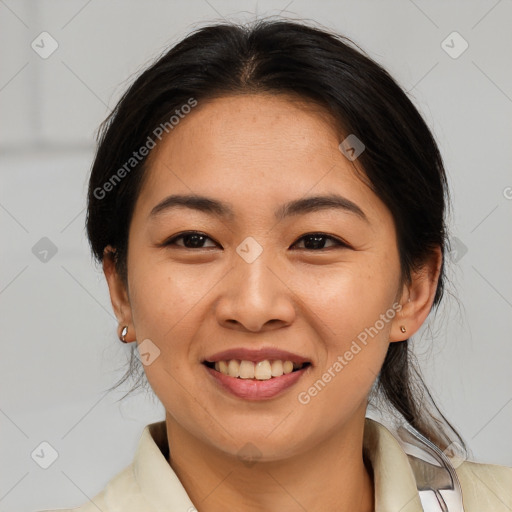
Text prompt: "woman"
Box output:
[[40, 18, 511, 512]]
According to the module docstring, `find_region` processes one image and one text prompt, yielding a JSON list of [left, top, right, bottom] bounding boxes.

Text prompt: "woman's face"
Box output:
[[110, 94, 409, 459]]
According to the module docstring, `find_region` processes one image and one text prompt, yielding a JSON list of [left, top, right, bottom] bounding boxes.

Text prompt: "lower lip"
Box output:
[[204, 365, 309, 400]]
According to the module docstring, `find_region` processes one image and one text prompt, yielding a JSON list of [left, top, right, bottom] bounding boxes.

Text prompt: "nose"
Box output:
[[214, 250, 296, 333]]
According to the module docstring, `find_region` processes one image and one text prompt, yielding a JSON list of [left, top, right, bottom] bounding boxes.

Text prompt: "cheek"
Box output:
[[125, 267, 195, 397], [301, 254, 400, 391], [298, 267, 396, 425], [301, 256, 400, 330], [128, 260, 208, 336], [126, 265, 196, 413], [125, 259, 226, 395]]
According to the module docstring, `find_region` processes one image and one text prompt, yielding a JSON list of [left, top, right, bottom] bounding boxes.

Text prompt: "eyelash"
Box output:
[[162, 231, 350, 251]]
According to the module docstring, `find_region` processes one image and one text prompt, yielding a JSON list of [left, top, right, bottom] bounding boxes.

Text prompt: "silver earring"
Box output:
[[120, 325, 129, 343], [400, 325, 407, 334]]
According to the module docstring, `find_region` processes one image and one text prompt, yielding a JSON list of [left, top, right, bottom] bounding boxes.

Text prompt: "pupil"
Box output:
[[184, 234, 205, 248], [305, 235, 325, 249]]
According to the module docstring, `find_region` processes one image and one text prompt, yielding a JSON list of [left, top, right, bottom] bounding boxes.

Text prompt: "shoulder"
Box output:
[[456, 459, 512, 510], [33, 420, 180, 512]]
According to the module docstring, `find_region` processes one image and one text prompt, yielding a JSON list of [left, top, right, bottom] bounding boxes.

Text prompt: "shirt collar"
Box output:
[[133, 417, 424, 511], [363, 417, 424, 511]]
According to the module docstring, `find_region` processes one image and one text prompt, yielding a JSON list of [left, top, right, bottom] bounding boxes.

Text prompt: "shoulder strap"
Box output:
[[386, 421, 465, 512]]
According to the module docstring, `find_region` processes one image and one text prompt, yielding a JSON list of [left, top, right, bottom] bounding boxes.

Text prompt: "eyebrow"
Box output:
[[149, 193, 368, 223]]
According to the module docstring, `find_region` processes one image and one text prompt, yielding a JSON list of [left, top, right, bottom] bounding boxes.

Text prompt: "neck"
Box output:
[[164, 410, 374, 512]]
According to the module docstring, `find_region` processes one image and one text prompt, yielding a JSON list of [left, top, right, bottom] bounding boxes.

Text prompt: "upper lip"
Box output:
[[203, 347, 311, 364]]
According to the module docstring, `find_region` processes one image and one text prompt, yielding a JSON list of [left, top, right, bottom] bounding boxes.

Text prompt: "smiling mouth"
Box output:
[[203, 359, 311, 380]]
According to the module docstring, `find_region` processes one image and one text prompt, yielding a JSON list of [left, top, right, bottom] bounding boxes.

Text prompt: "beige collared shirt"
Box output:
[[39, 418, 512, 512]]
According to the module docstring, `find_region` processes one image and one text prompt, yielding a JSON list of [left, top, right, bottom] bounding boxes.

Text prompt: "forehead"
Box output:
[[134, 94, 388, 225], [147, 94, 342, 166]]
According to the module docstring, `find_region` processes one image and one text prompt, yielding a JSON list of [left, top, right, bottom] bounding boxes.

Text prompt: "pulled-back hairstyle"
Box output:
[[86, 18, 466, 453]]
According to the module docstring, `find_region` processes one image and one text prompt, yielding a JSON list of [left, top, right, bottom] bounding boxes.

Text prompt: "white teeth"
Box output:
[[218, 360, 229, 374], [227, 360, 240, 378], [283, 360, 294, 374], [210, 359, 305, 379], [270, 360, 283, 377], [239, 360, 255, 379], [254, 360, 272, 380]]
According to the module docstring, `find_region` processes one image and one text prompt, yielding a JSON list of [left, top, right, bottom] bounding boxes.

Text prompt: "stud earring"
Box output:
[[400, 325, 407, 334], [120, 325, 129, 343]]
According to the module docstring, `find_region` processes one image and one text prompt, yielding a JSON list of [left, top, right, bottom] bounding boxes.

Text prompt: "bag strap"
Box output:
[[382, 421, 465, 512]]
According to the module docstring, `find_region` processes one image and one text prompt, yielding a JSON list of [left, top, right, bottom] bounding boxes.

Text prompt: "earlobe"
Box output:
[[102, 245, 134, 340], [390, 247, 442, 342]]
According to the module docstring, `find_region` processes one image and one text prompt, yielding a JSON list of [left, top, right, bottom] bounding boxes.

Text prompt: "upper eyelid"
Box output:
[[165, 231, 348, 248], [166, 231, 218, 244], [293, 234, 347, 246]]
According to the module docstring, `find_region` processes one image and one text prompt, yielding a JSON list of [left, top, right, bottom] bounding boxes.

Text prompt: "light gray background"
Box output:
[[1, 1, 511, 511]]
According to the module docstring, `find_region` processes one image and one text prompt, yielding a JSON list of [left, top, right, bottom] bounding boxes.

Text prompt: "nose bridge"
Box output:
[[215, 237, 296, 331], [233, 237, 280, 305]]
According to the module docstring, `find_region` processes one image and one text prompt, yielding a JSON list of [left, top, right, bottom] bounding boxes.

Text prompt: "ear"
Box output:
[[389, 246, 442, 342], [103, 245, 135, 342]]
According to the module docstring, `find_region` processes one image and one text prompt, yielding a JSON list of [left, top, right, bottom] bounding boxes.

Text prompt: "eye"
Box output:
[[161, 231, 349, 251], [291, 233, 349, 250], [163, 231, 218, 249]]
